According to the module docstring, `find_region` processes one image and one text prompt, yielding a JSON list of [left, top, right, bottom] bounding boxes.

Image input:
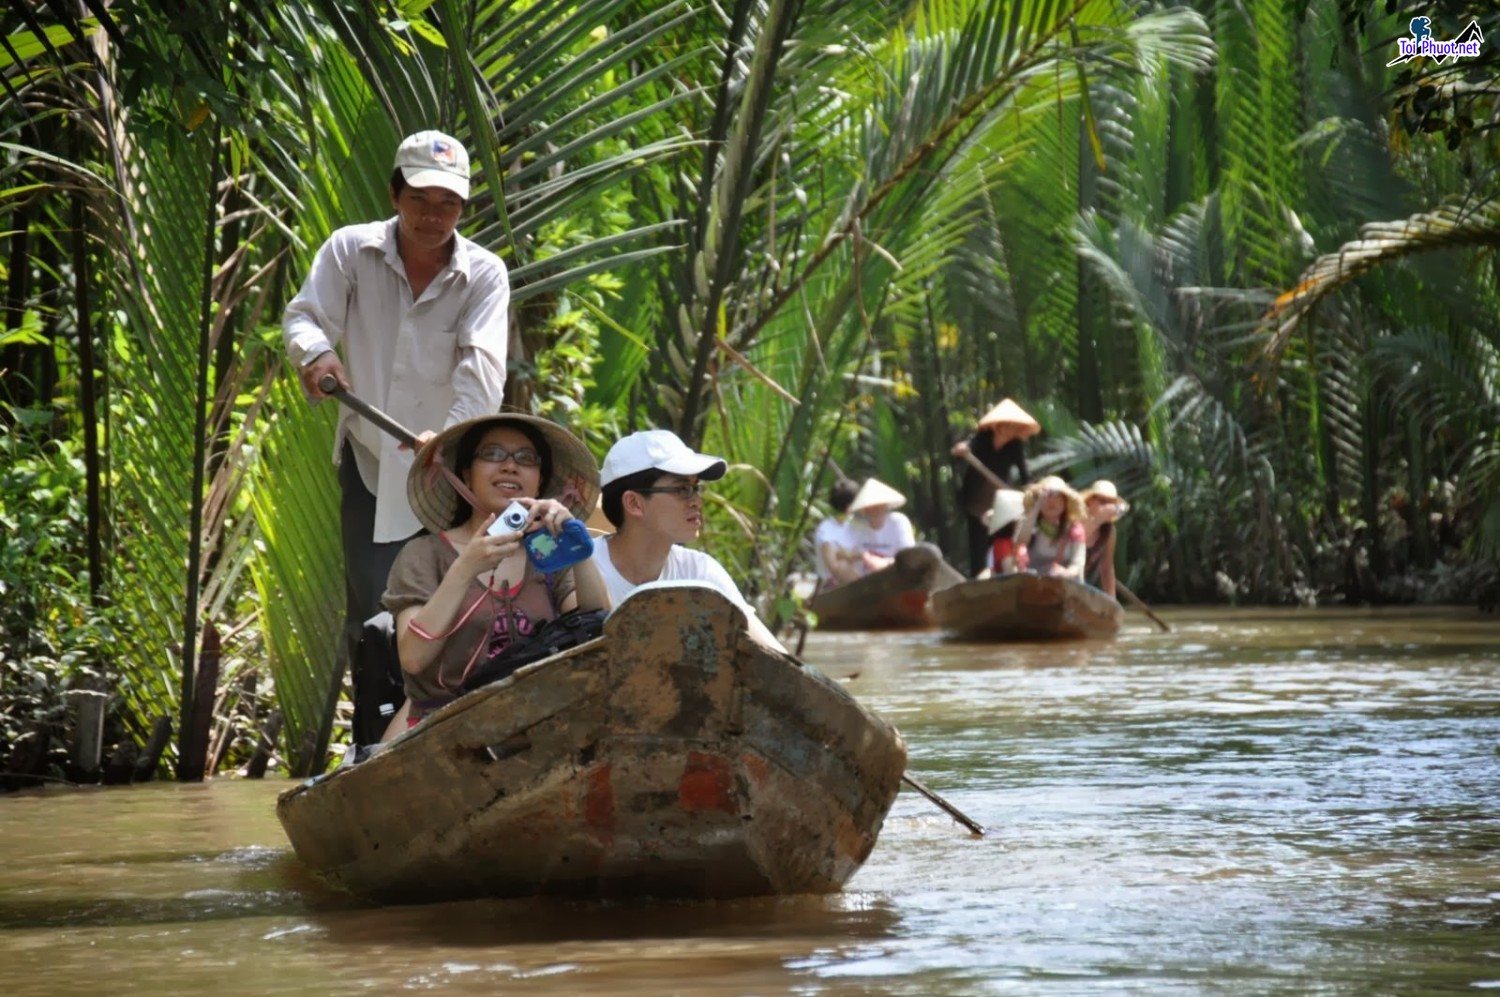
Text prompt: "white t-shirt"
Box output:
[[593, 536, 759, 618], [812, 516, 853, 581], [845, 512, 916, 558]]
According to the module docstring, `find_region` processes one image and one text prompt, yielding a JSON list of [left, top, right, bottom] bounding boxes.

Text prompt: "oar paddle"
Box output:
[[317, 374, 419, 449], [902, 772, 985, 836], [1115, 581, 1170, 632], [789, 652, 984, 836], [955, 448, 1170, 632]]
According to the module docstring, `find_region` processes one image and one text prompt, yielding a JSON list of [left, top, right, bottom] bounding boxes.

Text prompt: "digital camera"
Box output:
[[489, 500, 531, 536], [522, 518, 594, 572]]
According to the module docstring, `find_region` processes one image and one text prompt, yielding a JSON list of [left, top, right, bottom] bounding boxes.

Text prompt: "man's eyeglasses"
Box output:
[[633, 484, 704, 500], [473, 445, 542, 467]]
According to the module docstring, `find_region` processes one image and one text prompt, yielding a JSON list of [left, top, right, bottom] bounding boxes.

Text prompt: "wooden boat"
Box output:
[[931, 572, 1123, 641], [808, 542, 965, 630], [276, 583, 907, 905]]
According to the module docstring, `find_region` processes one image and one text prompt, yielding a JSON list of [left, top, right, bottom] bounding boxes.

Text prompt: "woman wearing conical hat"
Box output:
[[381, 413, 608, 730], [844, 477, 917, 575], [951, 397, 1040, 576]]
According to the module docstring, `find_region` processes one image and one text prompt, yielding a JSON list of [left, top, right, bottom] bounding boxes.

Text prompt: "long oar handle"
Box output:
[[1116, 580, 1171, 632], [902, 772, 986, 836], [957, 447, 1012, 492], [790, 650, 986, 836], [317, 374, 419, 449]]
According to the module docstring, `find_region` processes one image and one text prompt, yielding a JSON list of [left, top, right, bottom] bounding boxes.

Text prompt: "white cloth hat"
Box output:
[[849, 477, 907, 513], [601, 429, 727, 487], [985, 488, 1025, 533], [1081, 479, 1131, 516], [394, 130, 470, 200]]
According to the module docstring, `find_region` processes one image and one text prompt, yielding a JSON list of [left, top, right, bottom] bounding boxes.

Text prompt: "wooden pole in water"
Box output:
[[67, 690, 108, 779], [133, 715, 173, 782], [902, 772, 986, 836], [792, 653, 985, 836], [1115, 580, 1170, 632]]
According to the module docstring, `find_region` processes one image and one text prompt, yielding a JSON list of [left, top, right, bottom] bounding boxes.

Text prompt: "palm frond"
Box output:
[[1261, 197, 1500, 358]]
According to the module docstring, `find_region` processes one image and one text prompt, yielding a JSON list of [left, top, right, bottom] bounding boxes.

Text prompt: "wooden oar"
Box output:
[[902, 772, 986, 836], [955, 448, 1170, 632], [790, 652, 984, 836], [317, 374, 419, 449], [1115, 580, 1170, 632]]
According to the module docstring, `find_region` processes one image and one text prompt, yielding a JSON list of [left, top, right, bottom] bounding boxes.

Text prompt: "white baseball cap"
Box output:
[[601, 430, 727, 487], [393, 130, 470, 199]]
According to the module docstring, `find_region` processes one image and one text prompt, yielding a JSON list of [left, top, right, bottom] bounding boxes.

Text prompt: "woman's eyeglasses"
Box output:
[[633, 484, 704, 500], [473, 445, 542, 467]]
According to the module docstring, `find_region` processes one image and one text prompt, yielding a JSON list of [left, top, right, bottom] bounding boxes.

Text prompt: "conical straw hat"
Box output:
[[407, 413, 599, 534], [848, 477, 907, 513], [976, 398, 1041, 436]]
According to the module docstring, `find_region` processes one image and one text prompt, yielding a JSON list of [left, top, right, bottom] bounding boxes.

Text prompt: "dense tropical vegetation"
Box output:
[[2, 0, 1496, 786]]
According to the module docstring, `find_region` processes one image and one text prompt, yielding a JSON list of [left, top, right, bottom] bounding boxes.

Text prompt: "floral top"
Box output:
[[1025, 517, 1087, 576]]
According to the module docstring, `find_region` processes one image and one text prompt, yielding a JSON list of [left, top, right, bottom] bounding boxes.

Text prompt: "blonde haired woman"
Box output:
[[1015, 476, 1088, 580]]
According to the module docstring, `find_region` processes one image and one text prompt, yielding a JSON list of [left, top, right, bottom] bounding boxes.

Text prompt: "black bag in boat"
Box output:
[[351, 612, 404, 746], [461, 608, 608, 693]]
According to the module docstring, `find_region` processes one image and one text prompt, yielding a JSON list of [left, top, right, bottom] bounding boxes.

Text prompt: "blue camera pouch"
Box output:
[[524, 518, 595, 572]]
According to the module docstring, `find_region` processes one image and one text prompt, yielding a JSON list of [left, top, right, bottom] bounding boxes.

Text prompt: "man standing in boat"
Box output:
[[282, 130, 510, 742], [592, 430, 786, 651], [951, 398, 1039, 576]]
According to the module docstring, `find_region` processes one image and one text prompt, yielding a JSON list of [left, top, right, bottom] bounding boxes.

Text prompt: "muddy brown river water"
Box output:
[[3, 607, 1498, 994]]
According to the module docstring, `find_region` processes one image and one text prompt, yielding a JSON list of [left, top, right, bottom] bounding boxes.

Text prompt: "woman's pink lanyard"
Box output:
[[407, 570, 524, 693]]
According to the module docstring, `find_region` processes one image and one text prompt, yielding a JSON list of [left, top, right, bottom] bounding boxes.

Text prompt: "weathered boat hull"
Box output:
[[808, 543, 965, 631], [931, 573, 1123, 641], [276, 584, 907, 904]]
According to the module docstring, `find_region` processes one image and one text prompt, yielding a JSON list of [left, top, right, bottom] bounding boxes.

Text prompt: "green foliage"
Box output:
[[0, 407, 118, 785], [4, 0, 1498, 788]]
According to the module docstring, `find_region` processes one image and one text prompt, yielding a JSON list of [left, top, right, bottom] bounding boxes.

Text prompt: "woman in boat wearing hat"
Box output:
[[381, 414, 609, 727], [980, 488, 1029, 577], [952, 398, 1039, 576], [844, 478, 918, 574], [1014, 476, 1088, 580], [1080, 480, 1129, 598]]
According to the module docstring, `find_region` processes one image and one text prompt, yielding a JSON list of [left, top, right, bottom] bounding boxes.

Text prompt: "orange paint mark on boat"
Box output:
[[584, 764, 615, 839], [679, 752, 735, 812], [897, 591, 927, 613], [742, 753, 769, 790]]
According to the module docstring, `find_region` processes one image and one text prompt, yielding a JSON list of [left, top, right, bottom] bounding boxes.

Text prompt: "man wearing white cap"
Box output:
[[282, 129, 510, 737], [594, 430, 785, 650], [844, 478, 917, 574]]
